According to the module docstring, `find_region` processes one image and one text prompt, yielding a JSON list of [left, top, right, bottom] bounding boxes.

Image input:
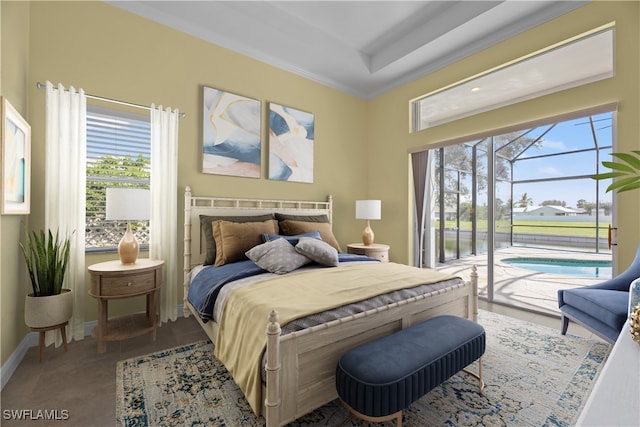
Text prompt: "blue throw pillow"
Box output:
[[261, 231, 322, 246]]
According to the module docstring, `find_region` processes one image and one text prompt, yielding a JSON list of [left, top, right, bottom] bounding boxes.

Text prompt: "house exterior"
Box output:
[[513, 205, 580, 217], [1, 1, 639, 382]]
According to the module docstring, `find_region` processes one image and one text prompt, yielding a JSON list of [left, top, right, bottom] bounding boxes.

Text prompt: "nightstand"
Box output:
[[88, 259, 164, 353], [347, 243, 390, 262]]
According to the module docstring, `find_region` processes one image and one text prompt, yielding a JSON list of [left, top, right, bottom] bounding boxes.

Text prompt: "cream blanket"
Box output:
[[214, 262, 457, 414]]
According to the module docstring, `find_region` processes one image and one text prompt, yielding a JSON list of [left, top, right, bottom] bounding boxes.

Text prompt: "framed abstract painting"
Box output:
[[268, 103, 314, 183], [202, 86, 261, 178], [1, 97, 30, 215]]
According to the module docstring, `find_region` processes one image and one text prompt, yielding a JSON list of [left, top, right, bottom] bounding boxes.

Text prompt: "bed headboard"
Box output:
[[183, 185, 333, 272]]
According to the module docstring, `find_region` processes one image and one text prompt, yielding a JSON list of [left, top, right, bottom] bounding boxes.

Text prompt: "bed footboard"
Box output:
[[264, 265, 478, 427]]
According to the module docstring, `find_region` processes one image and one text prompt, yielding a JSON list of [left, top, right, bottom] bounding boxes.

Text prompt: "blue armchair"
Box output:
[[557, 243, 639, 344]]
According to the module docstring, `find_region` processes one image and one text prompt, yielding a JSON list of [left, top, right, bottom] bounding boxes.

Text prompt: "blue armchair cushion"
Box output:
[[561, 288, 628, 332], [558, 241, 640, 343]]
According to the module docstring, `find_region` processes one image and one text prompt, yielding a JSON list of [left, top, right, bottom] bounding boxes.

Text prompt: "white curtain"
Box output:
[[150, 105, 179, 323], [424, 152, 437, 268], [44, 81, 87, 345], [411, 151, 429, 268], [411, 150, 436, 268]]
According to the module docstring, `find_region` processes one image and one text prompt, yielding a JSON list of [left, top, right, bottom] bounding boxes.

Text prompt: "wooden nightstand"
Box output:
[[347, 243, 390, 262], [88, 259, 164, 353]]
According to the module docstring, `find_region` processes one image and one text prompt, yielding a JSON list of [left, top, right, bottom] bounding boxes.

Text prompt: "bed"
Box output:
[[182, 186, 478, 427]]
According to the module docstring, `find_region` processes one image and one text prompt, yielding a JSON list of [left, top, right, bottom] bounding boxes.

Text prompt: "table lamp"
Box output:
[[356, 200, 381, 246], [106, 187, 150, 264]]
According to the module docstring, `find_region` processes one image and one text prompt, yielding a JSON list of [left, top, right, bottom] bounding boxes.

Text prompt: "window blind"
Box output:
[[86, 106, 151, 250]]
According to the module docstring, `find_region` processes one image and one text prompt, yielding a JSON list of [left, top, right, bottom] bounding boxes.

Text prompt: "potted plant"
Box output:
[[592, 151, 640, 193], [20, 228, 73, 328], [593, 151, 640, 343]]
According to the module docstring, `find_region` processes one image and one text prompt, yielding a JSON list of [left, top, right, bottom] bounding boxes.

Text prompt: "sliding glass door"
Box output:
[[421, 109, 614, 312]]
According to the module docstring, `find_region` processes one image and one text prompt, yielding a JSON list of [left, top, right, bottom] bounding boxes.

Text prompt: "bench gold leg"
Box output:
[[340, 399, 403, 427], [462, 356, 485, 392]]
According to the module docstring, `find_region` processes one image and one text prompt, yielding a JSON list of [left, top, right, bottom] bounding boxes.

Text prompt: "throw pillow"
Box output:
[[275, 213, 330, 223], [278, 220, 342, 252], [295, 237, 339, 267], [200, 214, 274, 265], [261, 231, 322, 245], [246, 238, 311, 274], [212, 219, 278, 266]]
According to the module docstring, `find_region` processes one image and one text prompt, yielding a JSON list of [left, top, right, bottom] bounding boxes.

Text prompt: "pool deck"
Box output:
[[435, 246, 611, 317]]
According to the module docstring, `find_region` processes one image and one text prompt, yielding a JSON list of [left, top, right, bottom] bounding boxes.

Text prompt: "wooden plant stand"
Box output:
[[31, 321, 68, 363]]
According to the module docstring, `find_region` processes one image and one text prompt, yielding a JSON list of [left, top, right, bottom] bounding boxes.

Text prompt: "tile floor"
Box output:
[[1, 315, 209, 427], [0, 302, 603, 427], [435, 246, 610, 316]]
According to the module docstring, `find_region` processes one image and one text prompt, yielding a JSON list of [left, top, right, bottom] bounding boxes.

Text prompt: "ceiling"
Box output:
[[108, 1, 588, 99]]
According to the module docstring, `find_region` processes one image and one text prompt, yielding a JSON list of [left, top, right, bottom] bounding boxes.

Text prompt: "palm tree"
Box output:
[[518, 193, 533, 208]]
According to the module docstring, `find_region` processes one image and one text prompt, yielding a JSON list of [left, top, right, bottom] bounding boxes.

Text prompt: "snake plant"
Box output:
[[19, 228, 71, 297], [592, 151, 640, 193]]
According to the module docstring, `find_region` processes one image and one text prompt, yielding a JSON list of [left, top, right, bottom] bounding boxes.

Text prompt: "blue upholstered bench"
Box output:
[[335, 315, 486, 426]]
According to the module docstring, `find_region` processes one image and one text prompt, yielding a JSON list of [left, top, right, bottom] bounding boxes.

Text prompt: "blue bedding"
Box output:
[[188, 254, 378, 322]]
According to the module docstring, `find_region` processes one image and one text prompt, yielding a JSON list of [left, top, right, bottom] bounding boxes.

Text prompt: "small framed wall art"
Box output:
[[268, 103, 314, 183], [1, 96, 31, 215], [202, 86, 261, 178]]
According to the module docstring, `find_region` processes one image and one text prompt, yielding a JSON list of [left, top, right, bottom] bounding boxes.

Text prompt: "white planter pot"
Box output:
[[25, 289, 73, 329]]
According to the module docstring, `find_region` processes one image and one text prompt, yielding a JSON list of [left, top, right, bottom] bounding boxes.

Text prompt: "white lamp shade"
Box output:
[[356, 200, 381, 220], [106, 188, 150, 221]]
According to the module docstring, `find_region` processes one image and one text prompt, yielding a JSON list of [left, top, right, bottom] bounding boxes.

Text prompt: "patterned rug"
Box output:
[[116, 311, 610, 426]]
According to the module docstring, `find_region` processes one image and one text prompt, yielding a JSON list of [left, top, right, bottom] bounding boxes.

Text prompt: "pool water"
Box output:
[[502, 257, 612, 279]]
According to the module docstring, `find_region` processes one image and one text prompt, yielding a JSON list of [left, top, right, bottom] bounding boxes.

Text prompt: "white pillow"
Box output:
[[295, 237, 339, 267], [246, 238, 311, 274]]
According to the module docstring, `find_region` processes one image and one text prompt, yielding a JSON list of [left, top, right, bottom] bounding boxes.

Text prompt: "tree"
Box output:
[[517, 193, 533, 208], [581, 201, 596, 215], [495, 198, 509, 220], [86, 154, 150, 214], [436, 133, 541, 208], [494, 132, 542, 180], [86, 154, 150, 248]]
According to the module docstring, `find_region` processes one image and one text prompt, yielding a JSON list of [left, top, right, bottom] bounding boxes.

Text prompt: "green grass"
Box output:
[[436, 220, 608, 239]]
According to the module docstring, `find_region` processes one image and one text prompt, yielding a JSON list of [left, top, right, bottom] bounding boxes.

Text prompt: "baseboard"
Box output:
[[0, 333, 37, 390], [0, 320, 97, 391], [1, 305, 183, 391]]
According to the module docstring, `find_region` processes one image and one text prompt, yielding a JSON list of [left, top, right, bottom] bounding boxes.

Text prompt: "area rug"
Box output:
[[116, 310, 610, 426]]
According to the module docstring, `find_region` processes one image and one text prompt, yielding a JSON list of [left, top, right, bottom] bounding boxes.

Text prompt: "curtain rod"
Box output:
[[35, 82, 187, 118]]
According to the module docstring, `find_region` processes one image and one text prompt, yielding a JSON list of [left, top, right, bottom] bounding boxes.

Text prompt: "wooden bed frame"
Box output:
[[182, 186, 478, 426]]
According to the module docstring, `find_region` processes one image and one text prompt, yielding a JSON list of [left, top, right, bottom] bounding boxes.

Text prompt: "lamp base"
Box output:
[[118, 223, 140, 264], [362, 221, 374, 246]]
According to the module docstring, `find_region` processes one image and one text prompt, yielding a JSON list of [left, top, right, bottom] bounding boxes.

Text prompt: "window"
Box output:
[[411, 27, 614, 131], [86, 106, 151, 251], [431, 109, 613, 263], [425, 107, 614, 318]]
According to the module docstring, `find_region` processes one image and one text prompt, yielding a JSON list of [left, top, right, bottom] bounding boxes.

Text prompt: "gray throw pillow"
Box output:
[[261, 231, 322, 245], [295, 237, 339, 267], [246, 238, 311, 274]]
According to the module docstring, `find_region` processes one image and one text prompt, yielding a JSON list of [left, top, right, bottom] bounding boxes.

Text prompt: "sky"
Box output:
[[501, 111, 613, 208]]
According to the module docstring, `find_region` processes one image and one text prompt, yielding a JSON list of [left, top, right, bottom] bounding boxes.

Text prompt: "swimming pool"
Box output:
[[502, 257, 612, 279]]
